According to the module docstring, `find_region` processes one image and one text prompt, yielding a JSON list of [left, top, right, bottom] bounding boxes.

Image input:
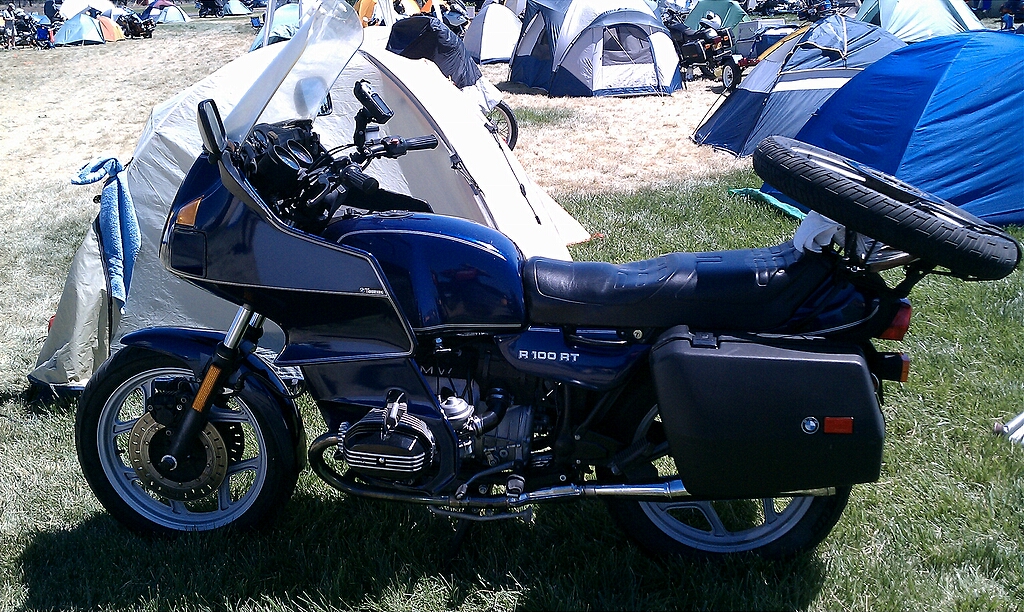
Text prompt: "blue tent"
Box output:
[[53, 13, 105, 45], [780, 32, 1024, 225], [693, 16, 904, 156]]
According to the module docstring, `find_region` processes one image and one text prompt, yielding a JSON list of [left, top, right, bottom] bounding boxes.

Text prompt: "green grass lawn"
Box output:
[[2, 167, 1023, 611]]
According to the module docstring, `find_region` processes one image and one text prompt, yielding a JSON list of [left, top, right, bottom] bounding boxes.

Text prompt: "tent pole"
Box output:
[[264, 0, 277, 48]]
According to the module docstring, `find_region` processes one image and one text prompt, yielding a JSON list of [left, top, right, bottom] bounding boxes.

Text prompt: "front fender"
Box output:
[[118, 327, 307, 468]]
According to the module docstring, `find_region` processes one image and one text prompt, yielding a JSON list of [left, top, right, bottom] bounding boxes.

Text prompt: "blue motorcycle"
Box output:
[[74, 0, 1020, 559]]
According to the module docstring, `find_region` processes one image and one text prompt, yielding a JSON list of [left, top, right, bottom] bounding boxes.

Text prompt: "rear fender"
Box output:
[[118, 327, 307, 468]]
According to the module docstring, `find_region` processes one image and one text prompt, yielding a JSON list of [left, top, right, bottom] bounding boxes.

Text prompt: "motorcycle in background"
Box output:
[[74, 0, 1020, 560], [664, 7, 743, 89]]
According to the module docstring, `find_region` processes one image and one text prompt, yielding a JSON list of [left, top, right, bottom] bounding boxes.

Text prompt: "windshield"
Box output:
[[223, 0, 363, 142]]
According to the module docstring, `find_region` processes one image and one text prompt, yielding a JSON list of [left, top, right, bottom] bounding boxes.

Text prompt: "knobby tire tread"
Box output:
[[752, 137, 1020, 281]]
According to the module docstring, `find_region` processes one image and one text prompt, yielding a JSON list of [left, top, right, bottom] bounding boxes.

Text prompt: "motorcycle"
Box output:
[[197, 0, 225, 17], [75, 0, 1020, 559], [664, 7, 743, 90], [117, 12, 155, 38]]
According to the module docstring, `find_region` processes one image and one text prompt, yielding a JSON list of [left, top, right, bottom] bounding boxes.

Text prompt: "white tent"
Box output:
[[857, 0, 984, 42], [32, 32, 589, 390], [464, 2, 522, 64], [225, 0, 251, 15], [59, 0, 115, 18], [510, 0, 682, 96], [155, 6, 192, 22]]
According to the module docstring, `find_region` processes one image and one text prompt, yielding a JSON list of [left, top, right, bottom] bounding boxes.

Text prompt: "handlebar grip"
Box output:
[[403, 135, 439, 151], [341, 164, 379, 194]]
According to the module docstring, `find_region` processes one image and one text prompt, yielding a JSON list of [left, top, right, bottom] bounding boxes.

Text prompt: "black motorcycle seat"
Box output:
[[523, 241, 835, 330]]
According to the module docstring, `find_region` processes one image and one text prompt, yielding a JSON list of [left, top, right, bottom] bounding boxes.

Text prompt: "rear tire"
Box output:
[[76, 348, 299, 534], [601, 398, 850, 559], [485, 101, 519, 150], [722, 58, 741, 90], [753, 136, 1020, 280]]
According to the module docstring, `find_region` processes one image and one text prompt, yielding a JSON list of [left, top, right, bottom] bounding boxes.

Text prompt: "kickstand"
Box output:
[[442, 518, 474, 569]]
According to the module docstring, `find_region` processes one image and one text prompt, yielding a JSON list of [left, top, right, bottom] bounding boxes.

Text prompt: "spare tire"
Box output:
[[753, 136, 1021, 281]]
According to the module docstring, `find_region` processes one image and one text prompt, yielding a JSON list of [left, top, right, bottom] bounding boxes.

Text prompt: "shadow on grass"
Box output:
[[18, 489, 828, 610]]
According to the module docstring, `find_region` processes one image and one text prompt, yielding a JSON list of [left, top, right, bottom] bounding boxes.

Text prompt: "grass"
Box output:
[[514, 107, 579, 128], [2, 13, 1024, 612], [3, 171, 1024, 611]]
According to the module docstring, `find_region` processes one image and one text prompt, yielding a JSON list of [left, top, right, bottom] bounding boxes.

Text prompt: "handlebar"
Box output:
[[341, 163, 379, 194]]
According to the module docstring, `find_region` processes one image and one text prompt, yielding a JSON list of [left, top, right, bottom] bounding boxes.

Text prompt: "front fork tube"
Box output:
[[158, 305, 264, 470]]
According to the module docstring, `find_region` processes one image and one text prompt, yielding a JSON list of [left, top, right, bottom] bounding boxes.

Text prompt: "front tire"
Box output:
[[75, 348, 299, 534], [603, 404, 850, 559], [485, 101, 519, 150]]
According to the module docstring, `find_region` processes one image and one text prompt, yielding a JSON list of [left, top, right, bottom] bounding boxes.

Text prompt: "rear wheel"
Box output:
[[753, 136, 1020, 280], [76, 348, 299, 534], [721, 58, 741, 90], [603, 404, 850, 559], [485, 101, 519, 150]]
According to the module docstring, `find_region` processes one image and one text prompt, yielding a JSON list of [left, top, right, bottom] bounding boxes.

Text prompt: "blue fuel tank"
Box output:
[[323, 213, 528, 333]]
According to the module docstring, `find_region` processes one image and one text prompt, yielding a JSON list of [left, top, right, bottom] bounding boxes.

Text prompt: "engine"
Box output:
[[340, 391, 436, 482]]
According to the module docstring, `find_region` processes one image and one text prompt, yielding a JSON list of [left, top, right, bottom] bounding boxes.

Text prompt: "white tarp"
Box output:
[[59, 0, 115, 18], [857, 0, 983, 42], [464, 3, 522, 64]]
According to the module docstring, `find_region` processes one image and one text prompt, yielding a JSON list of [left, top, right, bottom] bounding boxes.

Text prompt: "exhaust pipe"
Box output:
[[309, 432, 833, 509]]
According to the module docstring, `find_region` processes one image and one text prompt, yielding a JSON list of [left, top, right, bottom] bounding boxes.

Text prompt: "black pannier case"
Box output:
[[650, 326, 884, 499]]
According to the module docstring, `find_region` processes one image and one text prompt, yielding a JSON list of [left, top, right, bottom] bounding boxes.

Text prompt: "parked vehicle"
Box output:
[[664, 7, 743, 89], [117, 12, 154, 38], [197, 0, 224, 17], [75, 0, 1021, 559], [385, 14, 518, 149]]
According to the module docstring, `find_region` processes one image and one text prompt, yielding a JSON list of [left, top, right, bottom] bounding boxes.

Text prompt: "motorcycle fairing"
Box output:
[[324, 212, 526, 333], [163, 154, 416, 364]]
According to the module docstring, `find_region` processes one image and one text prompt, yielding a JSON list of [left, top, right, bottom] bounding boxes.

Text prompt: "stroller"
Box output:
[[197, 0, 224, 17], [385, 15, 519, 149]]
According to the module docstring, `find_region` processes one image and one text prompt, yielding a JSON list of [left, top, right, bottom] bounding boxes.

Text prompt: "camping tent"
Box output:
[[154, 6, 192, 22], [97, 14, 125, 41], [250, 3, 301, 49], [777, 32, 1024, 225], [31, 29, 589, 391], [140, 0, 174, 20], [509, 0, 682, 96], [683, 0, 748, 31], [464, 2, 521, 64], [59, 0, 115, 18], [224, 0, 251, 14], [857, 0, 984, 42], [692, 16, 904, 156], [53, 13, 106, 45]]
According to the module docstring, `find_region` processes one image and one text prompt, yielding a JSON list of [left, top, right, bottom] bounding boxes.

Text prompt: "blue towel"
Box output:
[[73, 158, 141, 306]]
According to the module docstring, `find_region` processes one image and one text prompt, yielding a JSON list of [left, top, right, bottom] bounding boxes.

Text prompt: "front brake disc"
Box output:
[[128, 412, 230, 501]]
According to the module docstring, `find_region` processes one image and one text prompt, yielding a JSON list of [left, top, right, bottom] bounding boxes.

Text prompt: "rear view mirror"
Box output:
[[197, 99, 227, 163]]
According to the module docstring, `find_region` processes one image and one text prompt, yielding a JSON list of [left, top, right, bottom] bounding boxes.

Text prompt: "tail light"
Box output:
[[878, 299, 911, 340]]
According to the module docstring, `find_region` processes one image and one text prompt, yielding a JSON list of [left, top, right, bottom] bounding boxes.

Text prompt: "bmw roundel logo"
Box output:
[[801, 417, 820, 434]]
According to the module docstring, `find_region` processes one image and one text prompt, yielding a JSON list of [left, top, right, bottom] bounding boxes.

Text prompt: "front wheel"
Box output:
[[485, 101, 519, 150], [603, 405, 850, 559], [75, 348, 300, 534]]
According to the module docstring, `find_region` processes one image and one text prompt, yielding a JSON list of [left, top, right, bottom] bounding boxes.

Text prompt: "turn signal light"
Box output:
[[175, 197, 202, 227], [879, 299, 912, 340]]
